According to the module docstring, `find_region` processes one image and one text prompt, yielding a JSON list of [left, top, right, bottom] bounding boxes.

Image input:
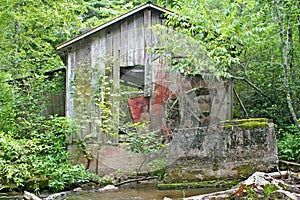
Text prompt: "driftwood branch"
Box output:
[[280, 159, 300, 167], [269, 170, 300, 179], [183, 172, 300, 200], [24, 191, 70, 200], [114, 176, 157, 187]]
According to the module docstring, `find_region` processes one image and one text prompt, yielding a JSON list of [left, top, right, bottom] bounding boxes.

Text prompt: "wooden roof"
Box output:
[[56, 2, 173, 50]]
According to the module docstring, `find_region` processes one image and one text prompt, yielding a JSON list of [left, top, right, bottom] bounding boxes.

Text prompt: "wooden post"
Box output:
[[144, 8, 152, 97]]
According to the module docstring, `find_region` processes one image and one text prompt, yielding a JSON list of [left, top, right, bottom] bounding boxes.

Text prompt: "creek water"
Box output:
[[66, 183, 224, 200], [0, 183, 226, 200]]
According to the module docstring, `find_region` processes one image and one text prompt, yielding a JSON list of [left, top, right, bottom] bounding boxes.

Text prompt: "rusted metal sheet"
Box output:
[[128, 94, 149, 123], [149, 58, 172, 136]]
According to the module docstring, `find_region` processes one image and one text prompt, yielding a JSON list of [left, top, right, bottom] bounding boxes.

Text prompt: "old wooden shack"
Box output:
[[56, 2, 233, 175]]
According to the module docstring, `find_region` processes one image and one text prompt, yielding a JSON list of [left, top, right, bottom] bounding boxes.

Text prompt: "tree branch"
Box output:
[[232, 76, 274, 104], [233, 87, 249, 118], [114, 176, 158, 187], [279, 159, 300, 167]]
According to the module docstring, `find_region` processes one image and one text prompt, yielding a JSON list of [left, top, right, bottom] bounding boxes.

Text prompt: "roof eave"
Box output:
[[56, 2, 173, 51]]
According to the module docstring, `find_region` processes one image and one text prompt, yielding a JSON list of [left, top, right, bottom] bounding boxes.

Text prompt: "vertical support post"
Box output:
[[144, 8, 152, 97]]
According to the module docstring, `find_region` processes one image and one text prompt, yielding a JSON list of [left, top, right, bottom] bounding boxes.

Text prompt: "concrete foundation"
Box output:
[[68, 143, 168, 176], [165, 122, 278, 181], [68, 119, 278, 181]]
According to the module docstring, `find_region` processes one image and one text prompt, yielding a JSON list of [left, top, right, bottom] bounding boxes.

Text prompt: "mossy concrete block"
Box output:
[[157, 179, 240, 190], [165, 119, 278, 182]]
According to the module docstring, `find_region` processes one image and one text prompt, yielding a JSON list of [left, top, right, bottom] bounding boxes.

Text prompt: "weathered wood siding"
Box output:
[[44, 91, 65, 117], [65, 8, 165, 144]]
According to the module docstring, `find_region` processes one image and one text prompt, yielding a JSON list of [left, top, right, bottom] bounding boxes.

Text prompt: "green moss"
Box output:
[[221, 118, 268, 130], [164, 166, 206, 183], [235, 165, 254, 177], [223, 118, 268, 123], [212, 163, 219, 171], [157, 179, 240, 190]]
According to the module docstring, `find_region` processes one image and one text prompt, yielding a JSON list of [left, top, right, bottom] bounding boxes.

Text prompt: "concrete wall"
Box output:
[[165, 121, 278, 181], [68, 119, 278, 181], [68, 143, 168, 176]]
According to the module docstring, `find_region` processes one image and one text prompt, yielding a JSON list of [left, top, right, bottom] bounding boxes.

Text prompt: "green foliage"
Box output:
[[163, 0, 266, 76], [244, 185, 257, 200], [157, 179, 240, 189], [83, 0, 149, 27], [73, 139, 94, 162], [263, 183, 278, 199], [147, 159, 167, 180], [0, 117, 93, 192], [163, 0, 300, 131], [232, 0, 300, 128], [150, 25, 222, 77], [120, 122, 167, 174], [277, 123, 300, 161], [97, 65, 117, 137], [0, 0, 101, 193], [121, 124, 165, 154], [0, 0, 86, 76], [0, 75, 17, 133]]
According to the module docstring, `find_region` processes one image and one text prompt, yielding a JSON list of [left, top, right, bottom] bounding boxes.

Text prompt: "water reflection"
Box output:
[[67, 183, 224, 200]]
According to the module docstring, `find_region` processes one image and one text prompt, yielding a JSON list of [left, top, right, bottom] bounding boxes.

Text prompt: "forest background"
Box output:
[[0, 0, 299, 193]]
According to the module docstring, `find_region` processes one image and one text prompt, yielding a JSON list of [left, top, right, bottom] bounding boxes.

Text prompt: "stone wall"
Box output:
[[165, 120, 278, 182]]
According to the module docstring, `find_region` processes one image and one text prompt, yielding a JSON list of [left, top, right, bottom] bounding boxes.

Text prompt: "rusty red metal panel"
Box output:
[[151, 84, 170, 107], [128, 94, 149, 123]]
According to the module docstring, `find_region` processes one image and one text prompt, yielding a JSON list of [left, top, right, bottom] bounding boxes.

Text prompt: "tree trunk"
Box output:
[[287, 16, 294, 81], [298, 4, 300, 48], [273, 0, 300, 130], [13, 2, 21, 76]]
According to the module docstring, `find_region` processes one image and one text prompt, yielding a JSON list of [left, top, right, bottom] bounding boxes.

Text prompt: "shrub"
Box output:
[[277, 123, 300, 162], [0, 117, 96, 192]]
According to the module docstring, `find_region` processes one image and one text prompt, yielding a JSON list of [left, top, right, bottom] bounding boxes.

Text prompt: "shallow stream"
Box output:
[[0, 183, 226, 200], [67, 183, 224, 200]]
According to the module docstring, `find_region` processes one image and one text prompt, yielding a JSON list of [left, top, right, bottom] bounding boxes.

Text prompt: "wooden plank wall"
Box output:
[[90, 30, 105, 143], [209, 79, 233, 122], [66, 8, 165, 144], [73, 39, 92, 140]]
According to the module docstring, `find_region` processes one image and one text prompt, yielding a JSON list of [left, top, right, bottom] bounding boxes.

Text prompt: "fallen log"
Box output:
[[269, 170, 300, 179], [23, 191, 42, 200], [45, 191, 69, 200], [24, 190, 71, 200], [183, 172, 300, 200]]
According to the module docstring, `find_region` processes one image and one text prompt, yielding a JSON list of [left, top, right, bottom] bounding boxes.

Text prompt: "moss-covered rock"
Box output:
[[221, 118, 268, 129], [157, 179, 240, 190], [234, 164, 254, 177]]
